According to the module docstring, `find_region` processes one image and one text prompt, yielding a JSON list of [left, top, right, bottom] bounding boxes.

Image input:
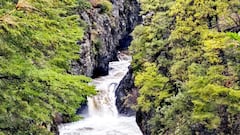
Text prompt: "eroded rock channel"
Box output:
[[59, 0, 142, 134]]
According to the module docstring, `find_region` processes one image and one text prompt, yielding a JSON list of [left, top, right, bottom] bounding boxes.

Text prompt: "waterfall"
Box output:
[[59, 52, 142, 135]]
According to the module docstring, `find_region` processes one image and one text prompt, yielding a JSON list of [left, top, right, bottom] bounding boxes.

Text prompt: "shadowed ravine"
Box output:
[[59, 52, 142, 135]]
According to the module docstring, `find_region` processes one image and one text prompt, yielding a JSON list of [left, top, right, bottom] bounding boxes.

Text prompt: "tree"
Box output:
[[0, 0, 96, 134], [131, 0, 240, 134]]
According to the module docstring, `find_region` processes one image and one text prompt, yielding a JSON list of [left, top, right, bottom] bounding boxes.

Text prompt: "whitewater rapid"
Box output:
[[59, 53, 142, 135]]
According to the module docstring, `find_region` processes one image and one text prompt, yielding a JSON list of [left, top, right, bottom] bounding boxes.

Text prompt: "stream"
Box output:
[[59, 52, 142, 135]]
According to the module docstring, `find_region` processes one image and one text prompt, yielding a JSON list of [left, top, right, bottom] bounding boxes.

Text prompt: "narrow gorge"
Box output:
[[1, 0, 240, 135], [60, 52, 141, 135], [60, 0, 143, 134], [70, 0, 140, 78]]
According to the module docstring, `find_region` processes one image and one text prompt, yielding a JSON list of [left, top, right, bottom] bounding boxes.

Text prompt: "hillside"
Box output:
[[0, 0, 95, 134], [1, 0, 240, 135], [131, 0, 240, 134]]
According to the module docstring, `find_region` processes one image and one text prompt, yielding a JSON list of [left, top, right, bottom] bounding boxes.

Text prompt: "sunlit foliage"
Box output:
[[131, 0, 240, 134], [0, 0, 96, 134]]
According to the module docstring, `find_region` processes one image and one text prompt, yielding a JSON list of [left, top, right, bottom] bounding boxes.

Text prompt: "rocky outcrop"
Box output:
[[115, 66, 137, 116], [115, 68, 151, 134], [136, 110, 152, 135], [70, 0, 140, 77]]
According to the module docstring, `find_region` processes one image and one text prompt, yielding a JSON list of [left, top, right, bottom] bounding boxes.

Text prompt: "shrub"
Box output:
[[0, 0, 96, 134], [78, 0, 92, 10], [98, 0, 113, 14], [89, 0, 113, 14]]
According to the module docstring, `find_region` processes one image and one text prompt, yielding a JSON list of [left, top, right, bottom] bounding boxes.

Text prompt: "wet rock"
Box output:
[[115, 66, 137, 116], [76, 101, 88, 115], [136, 110, 152, 135]]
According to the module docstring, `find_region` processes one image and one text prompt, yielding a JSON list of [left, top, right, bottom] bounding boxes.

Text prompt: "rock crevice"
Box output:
[[71, 0, 140, 77]]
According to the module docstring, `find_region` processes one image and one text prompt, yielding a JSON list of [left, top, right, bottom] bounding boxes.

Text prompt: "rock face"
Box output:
[[70, 0, 140, 77], [136, 110, 152, 135], [70, 0, 143, 133], [115, 66, 153, 134], [115, 66, 138, 116]]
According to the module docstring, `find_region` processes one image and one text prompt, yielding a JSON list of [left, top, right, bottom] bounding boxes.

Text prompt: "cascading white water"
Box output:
[[59, 52, 142, 135]]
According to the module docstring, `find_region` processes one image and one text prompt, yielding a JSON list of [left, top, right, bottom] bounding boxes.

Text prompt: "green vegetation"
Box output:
[[0, 0, 95, 134], [98, 0, 113, 14], [131, 0, 240, 134], [89, 0, 113, 14], [78, 0, 92, 10]]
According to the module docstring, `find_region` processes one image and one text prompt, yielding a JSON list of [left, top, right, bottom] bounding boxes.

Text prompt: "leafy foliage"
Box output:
[[131, 0, 240, 134], [135, 62, 172, 112], [88, 0, 113, 14], [0, 0, 96, 134], [98, 0, 113, 14]]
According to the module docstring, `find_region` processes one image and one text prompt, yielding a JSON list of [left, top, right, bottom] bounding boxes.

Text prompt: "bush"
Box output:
[[0, 0, 96, 134], [78, 0, 92, 10], [88, 0, 113, 14], [99, 0, 113, 14]]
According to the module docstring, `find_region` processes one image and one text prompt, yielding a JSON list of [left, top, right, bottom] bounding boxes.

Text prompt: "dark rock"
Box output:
[[136, 110, 152, 135], [118, 35, 133, 50], [115, 66, 137, 116], [76, 101, 88, 115], [70, 0, 140, 77], [92, 56, 109, 77]]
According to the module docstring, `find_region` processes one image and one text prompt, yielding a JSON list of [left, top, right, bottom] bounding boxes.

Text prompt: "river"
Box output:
[[59, 52, 142, 135]]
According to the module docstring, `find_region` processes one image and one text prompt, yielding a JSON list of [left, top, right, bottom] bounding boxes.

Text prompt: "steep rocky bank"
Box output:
[[115, 66, 153, 135], [115, 66, 154, 135], [115, 66, 137, 116], [70, 0, 140, 77], [69, 0, 145, 134]]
